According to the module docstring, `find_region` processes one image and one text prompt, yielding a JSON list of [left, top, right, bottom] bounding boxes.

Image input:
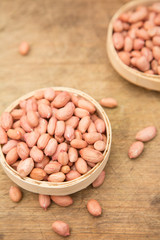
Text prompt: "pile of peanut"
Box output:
[[0, 88, 108, 182], [112, 2, 160, 74], [9, 170, 105, 237]]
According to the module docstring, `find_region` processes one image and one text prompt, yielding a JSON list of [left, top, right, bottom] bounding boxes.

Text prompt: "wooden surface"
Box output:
[[0, 0, 160, 239]]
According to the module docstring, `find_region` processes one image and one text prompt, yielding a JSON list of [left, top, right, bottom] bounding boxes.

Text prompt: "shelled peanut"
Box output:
[[128, 126, 157, 159], [19, 42, 30, 56], [0, 88, 107, 182], [112, 2, 160, 74]]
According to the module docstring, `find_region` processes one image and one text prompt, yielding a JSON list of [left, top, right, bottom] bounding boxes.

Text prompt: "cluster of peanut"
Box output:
[[9, 169, 105, 237], [0, 88, 107, 182], [112, 2, 160, 74]]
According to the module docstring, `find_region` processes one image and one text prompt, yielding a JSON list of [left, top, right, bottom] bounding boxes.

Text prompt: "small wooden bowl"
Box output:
[[107, 0, 160, 91], [0, 87, 112, 196]]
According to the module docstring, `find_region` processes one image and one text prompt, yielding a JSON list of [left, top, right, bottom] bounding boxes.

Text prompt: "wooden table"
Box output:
[[0, 0, 160, 239]]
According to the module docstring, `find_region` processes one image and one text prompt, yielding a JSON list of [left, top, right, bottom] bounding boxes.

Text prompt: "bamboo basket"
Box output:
[[0, 87, 112, 195], [107, 0, 160, 91]]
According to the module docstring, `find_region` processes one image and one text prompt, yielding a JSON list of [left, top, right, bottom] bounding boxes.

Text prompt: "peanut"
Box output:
[[6, 147, 19, 165], [47, 116, 57, 135], [83, 132, 102, 144], [35, 118, 47, 134], [44, 138, 57, 156], [26, 98, 37, 112], [74, 108, 89, 118], [71, 93, 79, 106], [17, 158, 34, 177], [68, 147, 78, 162], [39, 194, 51, 210], [87, 199, 102, 216], [1, 112, 13, 131], [77, 99, 96, 114], [24, 131, 40, 148], [55, 121, 65, 137], [52, 142, 68, 161], [13, 120, 21, 129], [118, 51, 130, 66], [65, 116, 79, 128], [52, 221, 70, 237], [37, 133, 50, 149], [135, 126, 157, 142], [80, 148, 104, 163], [75, 129, 82, 139], [7, 128, 22, 140], [27, 110, 39, 127], [55, 102, 75, 121], [92, 170, 105, 188], [44, 161, 61, 174], [35, 156, 49, 169], [66, 170, 81, 181], [88, 121, 97, 133], [30, 168, 47, 181], [9, 186, 22, 202], [19, 42, 30, 55], [44, 88, 55, 101], [0, 127, 8, 144], [64, 125, 75, 141], [113, 32, 124, 50], [75, 158, 88, 174], [2, 140, 18, 154], [58, 152, 69, 165], [20, 116, 33, 132], [34, 90, 44, 100], [94, 140, 106, 151], [48, 172, 65, 182], [51, 195, 73, 207], [78, 116, 91, 133], [38, 103, 52, 119], [70, 139, 87, 149], [30, 146, 44, 162], [61, 165, 70, 174], [95, 119, 106, 133], [128, 141, 144, 159], [52, 91, 71, 108], [17, 142, 30, 160]]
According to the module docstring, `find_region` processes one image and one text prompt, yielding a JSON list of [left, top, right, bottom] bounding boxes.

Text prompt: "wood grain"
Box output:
[[0, 0, 160, 240]]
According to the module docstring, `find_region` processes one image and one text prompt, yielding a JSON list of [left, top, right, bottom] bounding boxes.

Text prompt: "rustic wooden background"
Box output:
[[0, 0, 160, 239]]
